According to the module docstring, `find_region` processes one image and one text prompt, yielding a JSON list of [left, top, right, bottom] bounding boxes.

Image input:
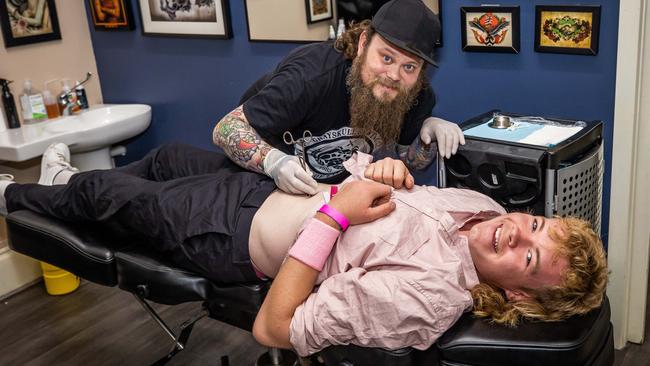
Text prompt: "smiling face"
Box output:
[[356, 32, 424, 101], [465, 213, 569, 301], [346, 31, 426, 146]]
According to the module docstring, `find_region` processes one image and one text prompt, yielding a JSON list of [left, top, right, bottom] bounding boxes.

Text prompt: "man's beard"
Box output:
[[346, 51, 425, 147]]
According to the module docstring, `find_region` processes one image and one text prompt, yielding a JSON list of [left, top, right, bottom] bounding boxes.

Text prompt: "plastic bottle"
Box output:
[[75, 81, 88, 110], [328, 25, 336, 40], [19, 87, 31, 121], [0, 105, 7, 132], [43, 90, 60, 118], [58, 79, 79, 115], [20, 79, 47, 123], [0, 79, 21, 129], [44, 79, 60, 118], [336, 18, 346, 38]]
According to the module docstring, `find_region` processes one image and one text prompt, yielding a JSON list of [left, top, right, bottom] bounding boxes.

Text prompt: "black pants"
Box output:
[[6, 144, 276, 283]]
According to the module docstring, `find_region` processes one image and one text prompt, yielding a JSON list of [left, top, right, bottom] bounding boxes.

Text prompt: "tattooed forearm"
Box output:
[[213, 106, 273, 174], [396, 136, 437, 171]]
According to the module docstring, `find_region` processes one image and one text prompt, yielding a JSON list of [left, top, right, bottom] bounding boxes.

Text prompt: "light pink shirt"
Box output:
[[289, 153, 506, 357]]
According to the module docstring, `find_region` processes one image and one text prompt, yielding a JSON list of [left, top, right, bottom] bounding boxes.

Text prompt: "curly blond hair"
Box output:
[[471, 216, 608, 326]]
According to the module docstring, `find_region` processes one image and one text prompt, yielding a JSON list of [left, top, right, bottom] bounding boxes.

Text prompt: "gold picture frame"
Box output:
[[534, 5, 601, 56]]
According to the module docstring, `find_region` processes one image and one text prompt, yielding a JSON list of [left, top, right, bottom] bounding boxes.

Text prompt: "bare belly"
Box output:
[[249, 183, 332, 277]]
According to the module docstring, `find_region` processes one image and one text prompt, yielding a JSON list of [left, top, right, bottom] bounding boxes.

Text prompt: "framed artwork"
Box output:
[[336, 0, 442, 46], [535, 5, 601, 56], [137, 0, 231, 38], [427, 0, 442, 47], [460, 6, 520, 53], [89, 0, 135, 30], [245, 0, 331, 43], [305, 0, 333, 24], [0, 0, 61, 48]]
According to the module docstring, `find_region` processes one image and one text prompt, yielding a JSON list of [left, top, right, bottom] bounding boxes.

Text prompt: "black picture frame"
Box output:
[[305, 0, 333, 24], [336, 0, 442, 47], [137, 0, 232, 39], [88, 0, 135, 31], [0, 0, 61, 48], [460, 6, 520, 54], [534, 5, 601, 56]]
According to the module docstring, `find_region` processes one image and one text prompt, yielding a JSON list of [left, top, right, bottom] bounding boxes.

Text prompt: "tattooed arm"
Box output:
[[212, 105, 273, 174], [396, 137, 437, 171]]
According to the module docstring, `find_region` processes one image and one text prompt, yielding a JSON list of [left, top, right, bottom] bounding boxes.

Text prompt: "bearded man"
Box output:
[[213, 0, 464, 194]]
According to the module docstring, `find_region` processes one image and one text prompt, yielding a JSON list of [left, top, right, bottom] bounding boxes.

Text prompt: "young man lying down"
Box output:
[[0, 143, 607, 357]]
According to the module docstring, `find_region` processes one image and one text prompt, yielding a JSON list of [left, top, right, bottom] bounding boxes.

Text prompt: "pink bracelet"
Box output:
[[288, 218, 340, 271], [318, 204, 349, 231]]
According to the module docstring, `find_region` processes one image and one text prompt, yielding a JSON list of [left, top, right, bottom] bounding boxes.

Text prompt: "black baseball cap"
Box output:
[[371, 0, 441, 66]]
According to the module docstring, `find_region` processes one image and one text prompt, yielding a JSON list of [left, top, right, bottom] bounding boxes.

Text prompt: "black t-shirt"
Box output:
[[242, 41, 435, 183]]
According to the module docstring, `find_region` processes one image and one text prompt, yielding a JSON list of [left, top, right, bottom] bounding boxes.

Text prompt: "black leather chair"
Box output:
[[6, 210, 614, 366]]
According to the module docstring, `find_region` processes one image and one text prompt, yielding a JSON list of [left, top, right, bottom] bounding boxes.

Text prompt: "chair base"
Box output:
[[256, 349, 299, 366], [132, 292, 208, 366]]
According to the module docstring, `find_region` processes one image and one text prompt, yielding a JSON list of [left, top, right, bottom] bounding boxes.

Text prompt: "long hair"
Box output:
[[471, 216, 608, 326], [334, 19, 429, 69], [334, 20, 374, 59]]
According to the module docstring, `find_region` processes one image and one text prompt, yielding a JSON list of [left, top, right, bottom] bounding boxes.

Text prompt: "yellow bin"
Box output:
[[40, 262, 80, 295]]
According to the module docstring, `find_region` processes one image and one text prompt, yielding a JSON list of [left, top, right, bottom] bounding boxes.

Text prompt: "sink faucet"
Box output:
[[58, 90, 80, 116], [58, 72, 93, 116]]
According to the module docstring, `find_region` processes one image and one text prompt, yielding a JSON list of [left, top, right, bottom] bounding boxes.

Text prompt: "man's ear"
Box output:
[[504, 289, 531, 301], [357, 31, 368, 56]]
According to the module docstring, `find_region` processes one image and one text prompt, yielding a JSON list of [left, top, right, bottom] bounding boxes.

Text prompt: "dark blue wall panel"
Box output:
[[87, 1, 618, 241]]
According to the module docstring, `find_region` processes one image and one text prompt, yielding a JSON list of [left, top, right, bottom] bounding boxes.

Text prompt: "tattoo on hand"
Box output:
[[397, 138, 436, 170]]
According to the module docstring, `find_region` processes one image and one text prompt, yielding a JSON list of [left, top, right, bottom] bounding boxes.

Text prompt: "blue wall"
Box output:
[[87, 1, 618, 241]]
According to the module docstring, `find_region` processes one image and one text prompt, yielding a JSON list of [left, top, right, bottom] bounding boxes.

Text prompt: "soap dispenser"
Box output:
[[43, 79, 60, 118], [20, 79, 47, 123], [42, 89, 59, 118], [0, 79, 21, 129]]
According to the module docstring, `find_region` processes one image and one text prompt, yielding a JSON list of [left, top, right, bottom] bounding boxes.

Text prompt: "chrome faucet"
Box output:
[[59, 90, 80, 116], [58, 72, 92, 116]]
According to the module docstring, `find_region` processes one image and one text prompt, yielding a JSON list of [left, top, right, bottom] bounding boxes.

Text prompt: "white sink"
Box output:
[[0, 104, 151, 170], [45, 104, 151, 151]]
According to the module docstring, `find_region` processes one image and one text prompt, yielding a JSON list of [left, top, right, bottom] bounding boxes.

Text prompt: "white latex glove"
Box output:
[[263, 149, 319, 195], [419, 117, 466, 159]]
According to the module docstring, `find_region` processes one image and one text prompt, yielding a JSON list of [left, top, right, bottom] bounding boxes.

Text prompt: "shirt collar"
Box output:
[[455, 234, 480, 290]]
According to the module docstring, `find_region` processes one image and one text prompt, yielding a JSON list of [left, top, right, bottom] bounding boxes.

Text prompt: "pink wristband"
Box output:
[[288, 218, 340, 271], [318, 204, 349, 231]]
